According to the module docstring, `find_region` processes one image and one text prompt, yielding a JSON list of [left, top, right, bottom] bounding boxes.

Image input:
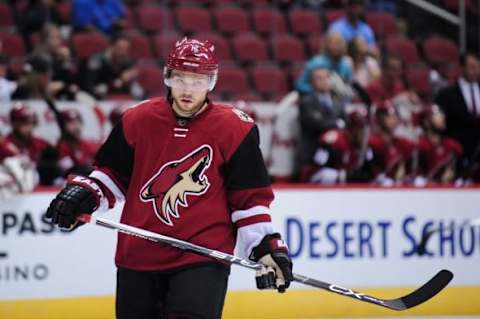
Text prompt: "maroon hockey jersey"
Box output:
[[368, 133, 416, 179], [417, 136, 463, 181], [5, 133, 50, 163], [90, 98, 274, 271]]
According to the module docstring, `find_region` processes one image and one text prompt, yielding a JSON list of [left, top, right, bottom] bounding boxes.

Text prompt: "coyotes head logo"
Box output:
[[139, 145, 212, 226]]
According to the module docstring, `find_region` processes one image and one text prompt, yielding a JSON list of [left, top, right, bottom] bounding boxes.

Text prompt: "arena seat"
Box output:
[[252, 8, 287, 35], [71, 32, 108, 59], [125, 32, 154, 60], [252, 65, 289, 98], [153, 33, 181, 60], [271, 34, 306, 64], [326, 10, 345, 24], [176, 6, 212, 33], [0, 32, 25, 57], [213, 6, 251, 35], [232, 33, 269, 64], [288, 9, 322, 36], [366, 11, 397, 37], [137, 65, 165, 96], [385, 37, 419, 65], [406, 67, 431, 97], [216, 66, 250, 97], [423, 37, 459, 65], [194, 32, 232, 61], [136, 6, 174, 34], [0, 3, 14, 28]]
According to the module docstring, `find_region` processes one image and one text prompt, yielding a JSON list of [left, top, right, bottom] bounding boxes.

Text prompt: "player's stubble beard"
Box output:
[[171, 90, 208, 118]]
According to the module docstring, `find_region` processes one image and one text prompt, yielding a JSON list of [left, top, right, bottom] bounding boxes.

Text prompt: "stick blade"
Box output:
[[385, 270, 453, 310]]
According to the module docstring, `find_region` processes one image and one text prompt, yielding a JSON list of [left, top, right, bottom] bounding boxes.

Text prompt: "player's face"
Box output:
[[431, 112, 446, 131], [170, 70, 210, 116], [65, 119, 82, 139], [15, 122, 34, 138], [311, 68, 330, 93], [464, 55, 480, 82]]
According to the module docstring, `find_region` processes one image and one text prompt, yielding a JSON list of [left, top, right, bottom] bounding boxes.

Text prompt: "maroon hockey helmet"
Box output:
[[109, 105, 128, 125], [9, 103, 37, 125], [164, 37, 219, 91], [374, 100, 397, 123], [346, 108, 368, 129], [60, 109, 82, 123]]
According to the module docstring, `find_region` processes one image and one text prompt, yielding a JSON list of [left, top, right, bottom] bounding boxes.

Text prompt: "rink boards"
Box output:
[[1, 186, 480, 318]]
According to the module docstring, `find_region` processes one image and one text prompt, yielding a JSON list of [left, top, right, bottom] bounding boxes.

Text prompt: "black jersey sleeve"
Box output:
[[224, 125, 271, 190], [93, 120, 134, 191]]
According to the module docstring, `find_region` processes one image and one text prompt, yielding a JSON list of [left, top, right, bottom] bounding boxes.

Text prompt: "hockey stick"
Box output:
[[77, 213, 453, 311], [416, 218, 480, 256]]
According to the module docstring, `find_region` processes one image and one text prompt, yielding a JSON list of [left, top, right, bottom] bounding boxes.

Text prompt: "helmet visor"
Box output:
[[165, 70, 215, 92]]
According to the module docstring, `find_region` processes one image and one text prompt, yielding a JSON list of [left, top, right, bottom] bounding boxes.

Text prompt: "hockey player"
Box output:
[[310, 109, 372, 183], [415, 105, 463, 185], [56, 109, 99, 176], [6, 103, 50, 164], [368, 102, 416, 186], [46, 38, 293, 319]]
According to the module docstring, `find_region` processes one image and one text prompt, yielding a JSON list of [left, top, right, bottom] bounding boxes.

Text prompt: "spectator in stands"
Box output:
[[33, 24, 64, 60], [51, 45, 80, 100], [368, 102, 416, 186], [296, 65, 347, 179], [57, 109, 99, 177], [5, 103, 51, 164], [348, 36, 380, 88], [19, 0, 62, 36], [72, 0, 126, 34], [414, 105, 463, 186], [310, 108, 373, 184], [366, 55, 406, 104], [435, 53, 480, 181], [0, 134, 37, 199], [0, 54, 17, 102], [12, 55, 52, 99], [328, 0, 377, 53], [296, 32, 353, 93], [83, 35, 143, 99]]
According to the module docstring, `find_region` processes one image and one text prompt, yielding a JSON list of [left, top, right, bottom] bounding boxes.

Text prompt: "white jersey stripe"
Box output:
[[90, 170, 126, 203], [231, 205, 270, 223], [237, 222, 274, 258]]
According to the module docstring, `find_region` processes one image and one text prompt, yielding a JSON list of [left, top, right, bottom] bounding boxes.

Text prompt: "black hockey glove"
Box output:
[[250, 233, 294, 293], [46, 175, 102, 230]]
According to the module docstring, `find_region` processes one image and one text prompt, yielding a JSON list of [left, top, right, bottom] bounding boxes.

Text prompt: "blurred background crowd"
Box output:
[[0, 0, 479, 198]]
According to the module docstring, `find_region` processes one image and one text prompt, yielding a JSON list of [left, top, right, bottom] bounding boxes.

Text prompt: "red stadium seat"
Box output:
[[406, 68, 431, 97], [153, 33, 181, 61], [56, 2, 71, 24], [288, 10, 322, 36], [307, 34, 323, 56], [138, 66, 165, 97], [124, 8, 136, 30], [232, 33, 269, 64], [71, 32, 108, 59], [252, 8, 287, 35], [252, 65, 289, 98], [0, 3, 14, 28], [385, 37, 419, 65], [366, 12, 397, 37], [136, 6, 174, 34], [194, 32, 232, 61], [271, 34, 306, 64], [216, 66, 250, 97], [0, 32, 25, 57], [326, 10, 345, 24], [126, 32, 153, 60], [444, 0, 476, 12], [423, 37, 459, 65], [213, 6, 250, 35], [176, 6, 212, 33]]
